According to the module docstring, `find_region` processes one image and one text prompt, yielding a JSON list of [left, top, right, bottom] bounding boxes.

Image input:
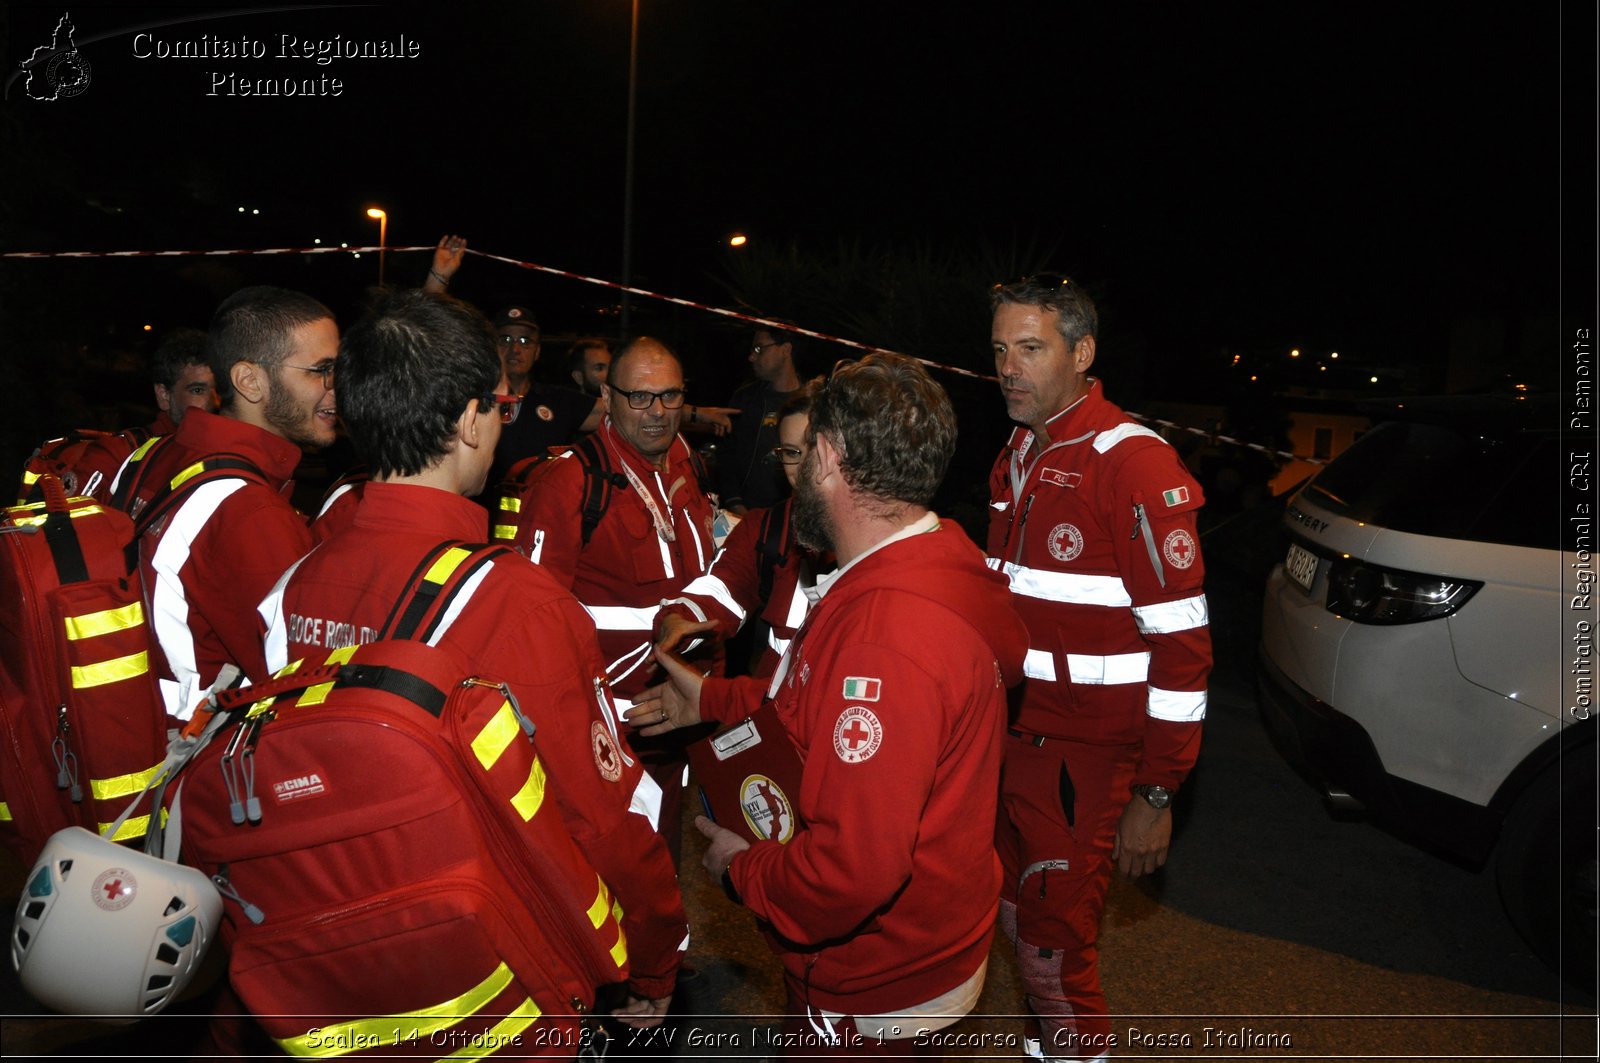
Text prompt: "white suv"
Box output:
[[1257, 397, 1595, 989]]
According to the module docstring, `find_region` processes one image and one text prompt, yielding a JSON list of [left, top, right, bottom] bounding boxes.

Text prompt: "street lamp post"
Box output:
[[366, 207, 387, 286], [621, 0, 639, 336]]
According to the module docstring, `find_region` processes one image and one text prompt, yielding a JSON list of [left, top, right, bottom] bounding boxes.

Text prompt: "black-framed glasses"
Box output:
[[768, 445, 804, 466], [279, 361, 336, 389], [496, 334, 537, 347], [752, 339, 787, 355], [479, 392, 524, 424], [612, 387, 686, 410]]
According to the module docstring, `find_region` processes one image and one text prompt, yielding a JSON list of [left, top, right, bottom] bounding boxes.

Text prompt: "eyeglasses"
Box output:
[[768, 445, 804, 466], [611, 387, 686, 410], [497, 334, 537, 347], [280, 361, 336, 389], [478, 392, 524, 424], [752, 339, 787, 355]]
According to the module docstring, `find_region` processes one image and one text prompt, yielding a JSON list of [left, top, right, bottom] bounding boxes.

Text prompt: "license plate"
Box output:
[[1285, 542, 1318, 593]]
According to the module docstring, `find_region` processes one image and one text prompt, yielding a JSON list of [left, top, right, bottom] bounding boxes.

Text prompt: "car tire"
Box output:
[[1495, 751, 1598, 992]]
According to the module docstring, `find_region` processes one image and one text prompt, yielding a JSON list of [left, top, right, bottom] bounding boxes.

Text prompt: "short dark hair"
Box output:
[[149, 327, 208, 390], [809, 354, 956, 508], [989, 274, 1099, 348], [778, 376, 824, 422], [336, 290, 500, 478], [205, 286, 333, 407], [566, 337, 610, 374]]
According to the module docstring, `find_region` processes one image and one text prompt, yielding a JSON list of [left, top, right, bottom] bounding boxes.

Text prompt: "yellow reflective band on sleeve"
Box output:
[[21, 470, 39, 486], [498, 496, 522, 513], [64, 601, 146, 641], [471, 702, 520, 770], [298, 645, 359, 706], [439, 998, 542, 1061], [70, 651, 149, 689], [0, 802, 12, 822], [275, 961, 522, 1057], [509, 757, 546, 821], [89, 760, 165, 800], [168, 460, 214, 491], [491, 523, 518, 541], [129, 436, 160, 463], [424, 546, 473, 586], [586, 878, 612, 929]]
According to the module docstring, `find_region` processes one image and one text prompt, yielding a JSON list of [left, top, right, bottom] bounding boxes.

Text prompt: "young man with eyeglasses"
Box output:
[[106, 285, 335, 722], [988, 275, 1211, 1062], [716, 327, 804, 515], [508, 336, 721, 867], [256, 289, 686, 1029]]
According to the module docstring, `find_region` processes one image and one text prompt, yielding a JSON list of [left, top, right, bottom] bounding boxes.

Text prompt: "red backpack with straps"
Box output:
[[16, 426, 153, 505], [166, 542, 628, 1058]]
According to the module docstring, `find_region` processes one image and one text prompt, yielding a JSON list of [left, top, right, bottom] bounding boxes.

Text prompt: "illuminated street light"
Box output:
[[729, 233, 748, 248], [1290, 348, 1300, 358], [366, 207, 387, 285]]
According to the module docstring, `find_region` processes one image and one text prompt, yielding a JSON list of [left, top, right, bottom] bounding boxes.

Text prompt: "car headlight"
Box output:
[[1325, 557, 1483, 625]]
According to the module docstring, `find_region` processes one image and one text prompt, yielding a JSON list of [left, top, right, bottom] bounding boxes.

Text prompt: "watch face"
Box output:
[[1135, 785, 1171, 809]]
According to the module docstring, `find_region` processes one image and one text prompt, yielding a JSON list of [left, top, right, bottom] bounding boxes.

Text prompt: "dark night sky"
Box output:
[[0, 1, 1575, 401]]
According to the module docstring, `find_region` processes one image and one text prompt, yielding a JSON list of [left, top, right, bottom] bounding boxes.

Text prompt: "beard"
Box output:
[[264, 375, 330, 451], [790, 451, 834, 554]]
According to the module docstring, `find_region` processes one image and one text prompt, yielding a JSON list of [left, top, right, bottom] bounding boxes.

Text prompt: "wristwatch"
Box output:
[[1130, 784, 1173, 810]]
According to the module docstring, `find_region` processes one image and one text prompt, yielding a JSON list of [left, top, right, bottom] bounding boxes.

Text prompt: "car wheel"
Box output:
[[1495, 752, 1598, 992]]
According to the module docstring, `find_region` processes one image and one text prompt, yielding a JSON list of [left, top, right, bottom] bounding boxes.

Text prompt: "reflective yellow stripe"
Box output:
[[100, 814, 150, 842], [128, 436, 160, 463], [89, 761, 165, 800], [64, 601, 145, 641], [609, 898, 628, 966], [471, 702, 519, 770], [0, 802, 11, 822], [21, 470, 39, 485], [424, 546, 472, 586], [70, 651, 148, 689], [168, 460, 214, 490], [8, 506, 104, 527], [276, 962, 521, 1057], [509, 757, 546, 821], [586, 878, 611, 929], [491, 523, 518, 541], [498, 496, 522, 513], [439, 998, 542, 1061], [299, 645, 358, 706]]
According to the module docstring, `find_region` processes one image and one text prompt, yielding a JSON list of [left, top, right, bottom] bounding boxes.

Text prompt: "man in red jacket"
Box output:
[[988, 274, 1211, 1061], [257, 289, 686, 1028], [633, 355, 1029, 1057], [110, 285, 335, 721]]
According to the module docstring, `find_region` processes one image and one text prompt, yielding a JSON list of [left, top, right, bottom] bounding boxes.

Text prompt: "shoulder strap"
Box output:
[[122, 445, 270, 569], [380, 540, 515, 643], [572, 434, 618, 547], [756, 503, 790, 606], [107, 434, 170, 514]]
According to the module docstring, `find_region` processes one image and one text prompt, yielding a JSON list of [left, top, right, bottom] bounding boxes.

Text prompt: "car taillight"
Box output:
[[1325, 557, 1483, 625]]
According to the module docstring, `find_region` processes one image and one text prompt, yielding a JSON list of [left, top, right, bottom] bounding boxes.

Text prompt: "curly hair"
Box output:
[[808, 354, 956, 508]]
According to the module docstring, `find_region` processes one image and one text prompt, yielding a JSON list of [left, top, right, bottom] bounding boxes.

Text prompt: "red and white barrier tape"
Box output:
[[3, 243, 1320, 465]]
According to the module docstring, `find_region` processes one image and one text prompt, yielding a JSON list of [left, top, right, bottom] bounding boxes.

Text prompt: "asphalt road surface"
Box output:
[[2, 513, 1595, 1060]]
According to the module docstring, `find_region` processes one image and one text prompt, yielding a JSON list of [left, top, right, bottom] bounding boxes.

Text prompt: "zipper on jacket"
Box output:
[[52, 706, 82, 802], [1009, 495, 1036, 564], [1132, 500, 1166, 589]]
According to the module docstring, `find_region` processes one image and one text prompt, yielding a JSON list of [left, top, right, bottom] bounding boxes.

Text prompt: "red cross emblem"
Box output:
[[1163, 529, 1197, 569], [833, 706, 883, 764], [91, 867, 136, 911], [101, 878, 124, 900]]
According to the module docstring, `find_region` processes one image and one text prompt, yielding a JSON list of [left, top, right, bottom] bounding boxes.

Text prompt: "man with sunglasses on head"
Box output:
[[987, 275, 1211, 1062], [256, 289, 686, 1030], [507, 336, 721, 868], [109, 285, 336, 722]]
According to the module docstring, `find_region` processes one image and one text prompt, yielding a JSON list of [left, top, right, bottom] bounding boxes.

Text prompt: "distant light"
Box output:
[[1370, 376, 1379, 383], [313, 238, 322, 245], [1329, 351, 1339, 359], [1319, 365, 1327, 372], [1514, 382, 1528, 391], [340, 242, 348, 248], [1290, 348, 1300, 358], [1250, 375, 1258, 382], [251, 208, 260, 216], [1231, 354, 1241, 365], [237, 207, 245, 213], [353, 252, 362, 258], [729, 233, 748, 247], [142, 324, 153, 332], [366, 207, 386, 220]]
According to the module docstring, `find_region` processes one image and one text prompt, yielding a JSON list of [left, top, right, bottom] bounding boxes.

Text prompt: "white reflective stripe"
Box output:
[[258, 553, 311, 673], [768, 629, 791, 655], [428, 562, 493, 646], [674, 573, 745, 625], [315, 481, 354, 519], [783, 582, 809, 629], [1132, 594, 1209, 634], [1092, 422, 1165, 453], [655, 531, 674, 580], [149, 479, 250, 720], [1023, 649, 1057, 681], [1148, 686, 1207, 721], [1066, 651, 1150, 685], [529, 528, 545, 565], [629, 761, 664, 830], [685, 509, 707, 572], [585, 603, 660, 631], [991, 500, 1009, 511], [999, 561, 1132, 608]]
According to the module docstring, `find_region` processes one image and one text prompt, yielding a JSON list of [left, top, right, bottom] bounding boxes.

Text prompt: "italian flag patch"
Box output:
[[1162, 486, 1190, 507], [842, 677, 882, 702]]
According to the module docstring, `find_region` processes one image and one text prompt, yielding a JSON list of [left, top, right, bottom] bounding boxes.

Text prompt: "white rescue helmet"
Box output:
[[11, 827, 222, 1020]]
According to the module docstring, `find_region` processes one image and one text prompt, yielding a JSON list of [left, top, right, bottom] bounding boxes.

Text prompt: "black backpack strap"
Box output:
[[573, 434, 620, 547], [35, 476, 91, 585], [756, 502, 792, 607], [380, 541, 516, 643], [123, 449, 271, 570], [106, 433, 169, 514]]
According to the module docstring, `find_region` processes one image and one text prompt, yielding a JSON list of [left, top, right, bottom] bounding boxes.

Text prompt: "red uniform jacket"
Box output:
[[511, 420, 717, 701], [727, 517, 1029, 1018], [257, 483, 687, 1000], [111, 408, 308, 720], [986, 379, 1211, 788]]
